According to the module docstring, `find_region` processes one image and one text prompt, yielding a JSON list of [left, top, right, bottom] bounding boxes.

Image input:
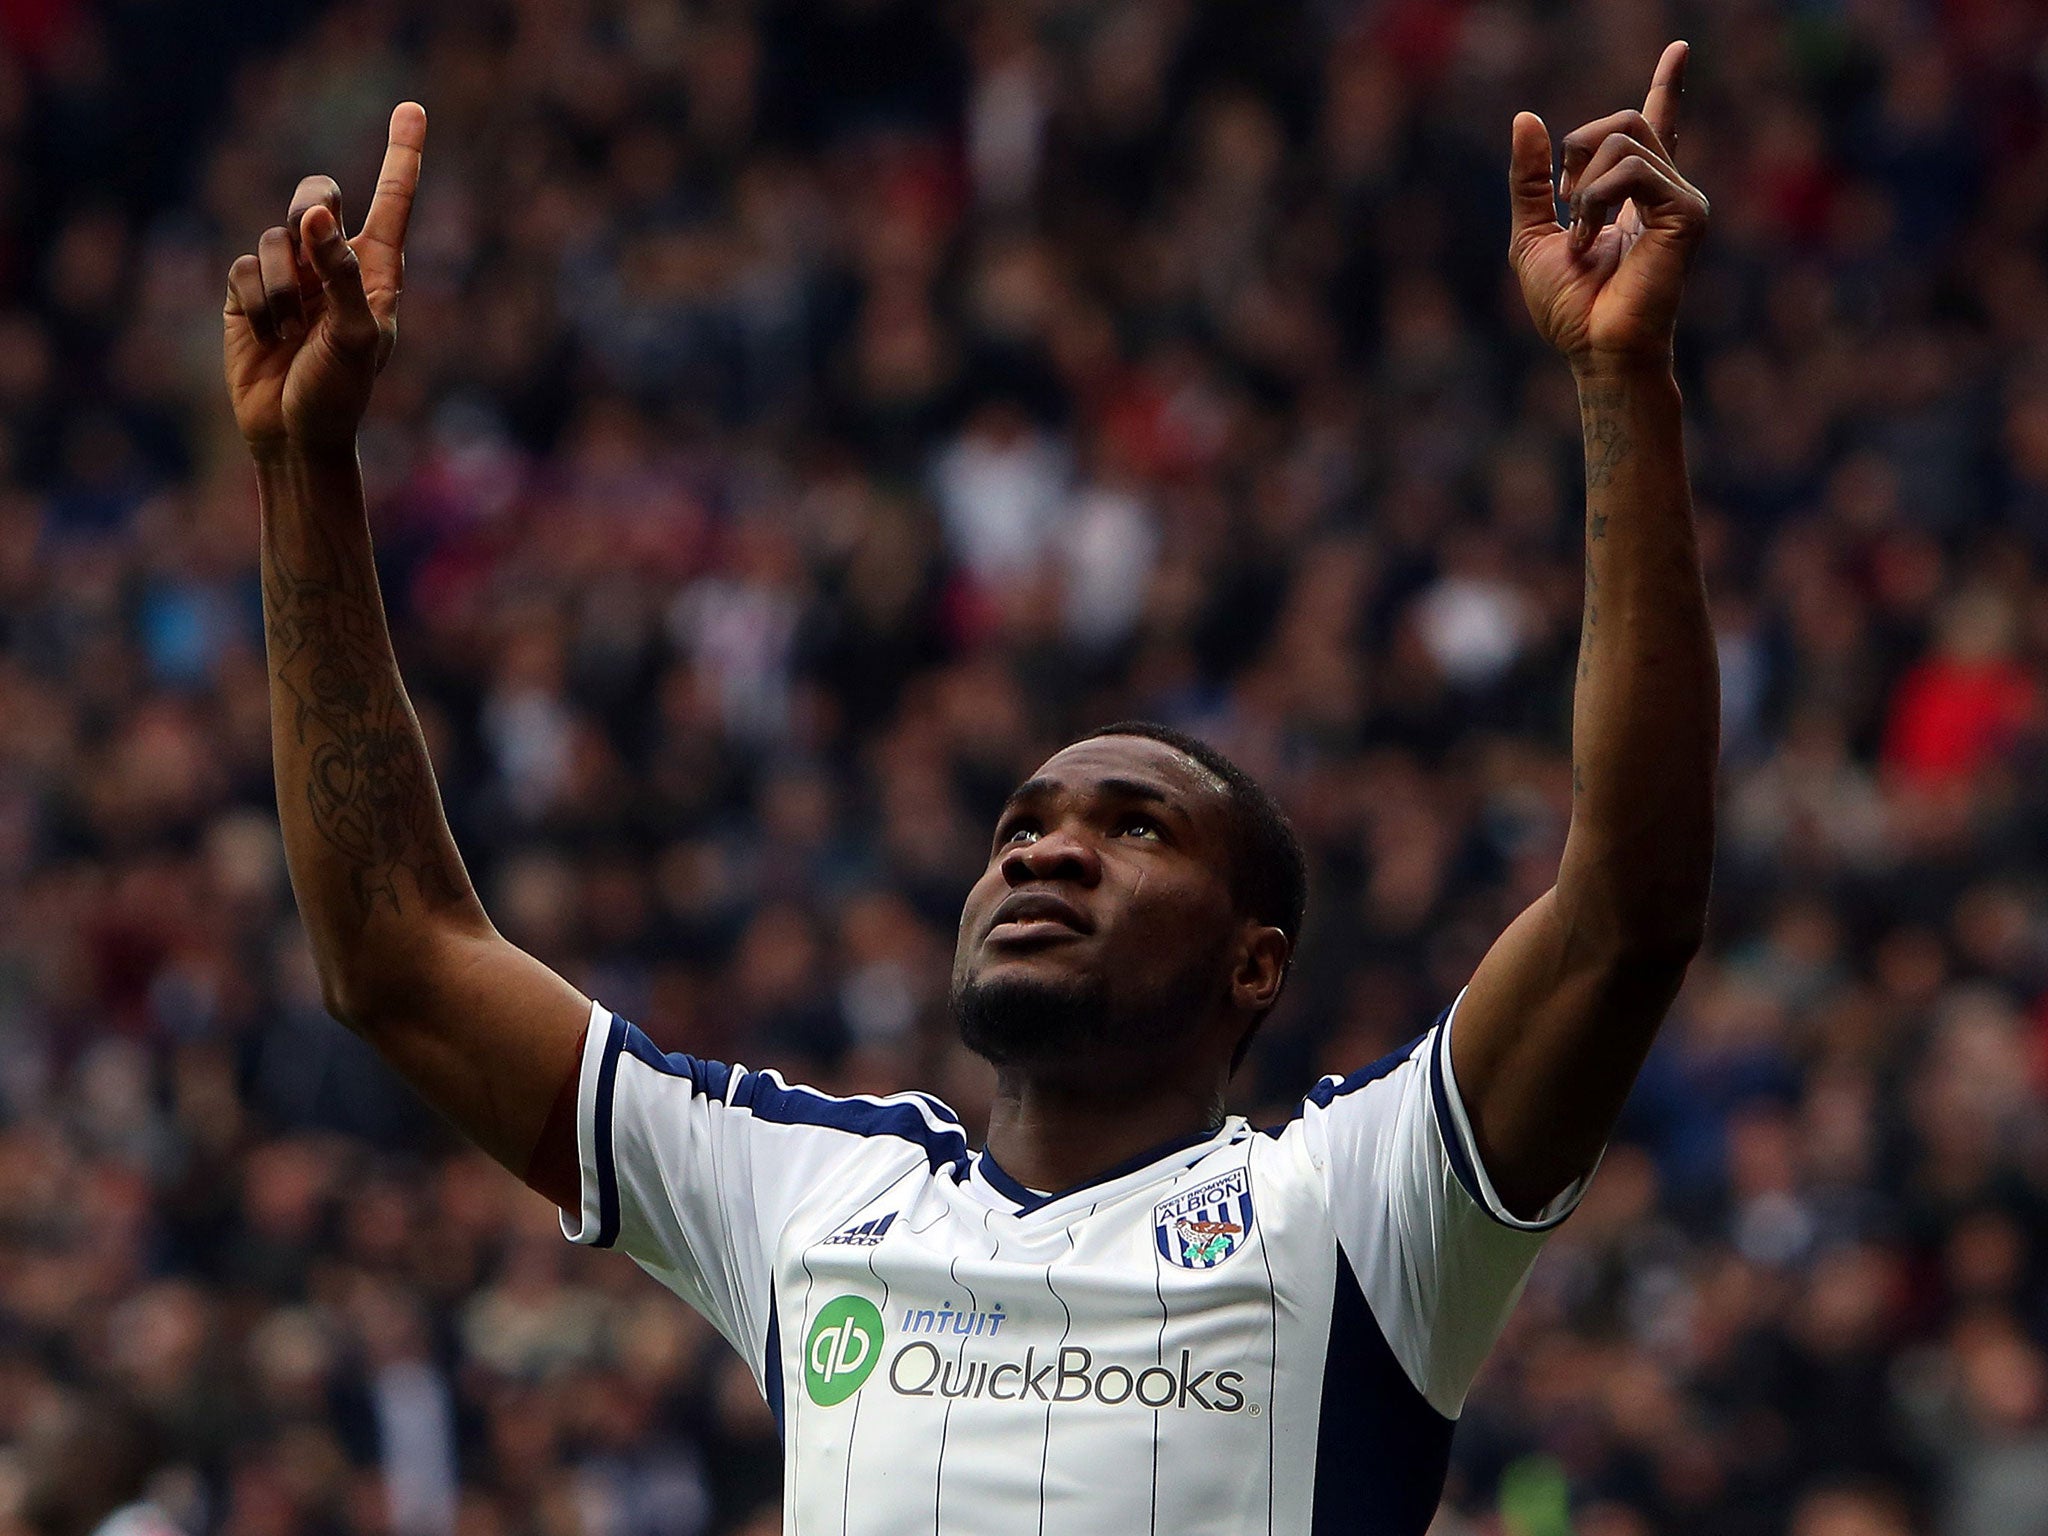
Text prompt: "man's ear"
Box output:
[[1230, 925, 1291, 1015]]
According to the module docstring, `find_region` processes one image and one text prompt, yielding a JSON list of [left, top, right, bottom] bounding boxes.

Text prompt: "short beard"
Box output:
[[952, 933, 1230, 1076], [952, 971, 1114, 1071]]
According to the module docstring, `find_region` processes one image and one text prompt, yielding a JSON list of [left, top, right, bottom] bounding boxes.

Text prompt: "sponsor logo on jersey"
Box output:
[[888, 1342, 1248, 1413], [799, 1295, 1253, 1414], [1153, 1167, 1254, 1269], [900, 1302, 1007, 1336], [804, 1295, 885, 1405], [822, 1211, 898, 1247]]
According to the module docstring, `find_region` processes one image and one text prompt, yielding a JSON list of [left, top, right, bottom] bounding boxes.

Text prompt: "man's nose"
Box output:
[[1000, 830, 1102, 888]]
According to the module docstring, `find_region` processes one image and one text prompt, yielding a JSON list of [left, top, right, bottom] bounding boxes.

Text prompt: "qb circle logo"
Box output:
[[805, 1296, 885, 1406]]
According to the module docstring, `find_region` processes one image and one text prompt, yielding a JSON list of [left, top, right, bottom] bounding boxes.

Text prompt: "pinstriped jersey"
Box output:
[[561, 995, 1586, 1535]]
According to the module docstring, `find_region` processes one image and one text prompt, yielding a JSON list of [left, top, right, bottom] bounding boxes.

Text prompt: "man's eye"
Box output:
[[1117, 817, 1162, 841], [1003, 825, 1040, 846]]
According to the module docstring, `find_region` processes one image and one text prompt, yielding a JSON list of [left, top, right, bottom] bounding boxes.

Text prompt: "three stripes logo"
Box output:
[[1153, 1168, 1254, 1270], [822, 1210, 898, 1247]]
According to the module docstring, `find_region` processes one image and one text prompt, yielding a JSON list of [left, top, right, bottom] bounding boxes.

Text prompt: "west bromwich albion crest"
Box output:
[[1154, 1167, 1255, 1269]]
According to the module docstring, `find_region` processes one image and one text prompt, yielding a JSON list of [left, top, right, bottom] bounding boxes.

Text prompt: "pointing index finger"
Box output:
[[1643, 41, 1688, 155], [359, 101, 426, 253]]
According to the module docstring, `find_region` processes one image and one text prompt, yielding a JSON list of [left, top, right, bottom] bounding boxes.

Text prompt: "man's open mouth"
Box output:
[[987, 891, 1093, 940]]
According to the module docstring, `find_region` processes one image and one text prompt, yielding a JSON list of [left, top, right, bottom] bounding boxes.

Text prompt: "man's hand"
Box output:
[[223, 103, 425, 453], [1509, 43, 1706, 370]]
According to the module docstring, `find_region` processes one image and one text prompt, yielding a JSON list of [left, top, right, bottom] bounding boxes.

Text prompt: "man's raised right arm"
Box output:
[[224, 105, 586, 1202]]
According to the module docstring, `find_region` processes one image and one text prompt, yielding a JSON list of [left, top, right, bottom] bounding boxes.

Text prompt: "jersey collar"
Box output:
[[972, 1119, 1246, 1217]]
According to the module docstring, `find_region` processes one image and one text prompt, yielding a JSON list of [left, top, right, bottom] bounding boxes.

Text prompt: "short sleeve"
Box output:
[[1290, 993, 1592, 1417], [561, 1004, 969, 1384]]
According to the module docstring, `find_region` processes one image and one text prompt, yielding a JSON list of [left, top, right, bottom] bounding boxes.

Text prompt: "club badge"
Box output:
[[1154, 1167, 1255, 1269]]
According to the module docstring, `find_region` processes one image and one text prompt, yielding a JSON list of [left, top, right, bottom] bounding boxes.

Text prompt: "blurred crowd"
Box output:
[[2, 0, 2048, 1533]]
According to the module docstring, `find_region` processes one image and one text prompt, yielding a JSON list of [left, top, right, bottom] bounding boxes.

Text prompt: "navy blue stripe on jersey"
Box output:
[[1311, 1243, 1453, 1535], [730, 1069, 970, 1174], [1258, 1023, 1438, 1138], [621, 1023, 734, 1098], [764, 1289, 785, 1442], [592, 1011, 626, 1249], [978, 1124, 1222, 1214], [614, 1019, 971, 1175]]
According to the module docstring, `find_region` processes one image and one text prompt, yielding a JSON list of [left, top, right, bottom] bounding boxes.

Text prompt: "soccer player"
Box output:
[[223, 41, 1712, 1535]]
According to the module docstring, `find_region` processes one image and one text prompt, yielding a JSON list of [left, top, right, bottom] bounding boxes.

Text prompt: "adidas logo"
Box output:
[[822, 1211, 898, 1247]]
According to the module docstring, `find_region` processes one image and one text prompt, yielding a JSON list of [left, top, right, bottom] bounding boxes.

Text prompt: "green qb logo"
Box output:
[[804, 1296, 885, 1406]]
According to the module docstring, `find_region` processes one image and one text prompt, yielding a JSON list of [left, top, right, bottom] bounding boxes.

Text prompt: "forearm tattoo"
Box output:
[[266, 518, 460, 918], [1574, 387, 1635, 763], [1580, 384, 1634, 491], [1577, 386, 1633, 638]]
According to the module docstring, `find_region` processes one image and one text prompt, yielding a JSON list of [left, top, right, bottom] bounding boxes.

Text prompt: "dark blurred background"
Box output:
[[1, 1, 2047, 1534]]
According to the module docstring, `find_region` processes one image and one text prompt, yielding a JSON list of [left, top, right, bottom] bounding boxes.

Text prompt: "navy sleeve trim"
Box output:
[[1426, 1005, 1584, 1233], [612, 1018, 970, 1177], [1427, 1023, 1489, 1217], [592, 1010, 626, 1250]]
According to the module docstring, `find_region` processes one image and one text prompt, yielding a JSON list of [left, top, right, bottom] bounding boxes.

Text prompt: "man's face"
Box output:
[[951, 735, 1244, 1079]]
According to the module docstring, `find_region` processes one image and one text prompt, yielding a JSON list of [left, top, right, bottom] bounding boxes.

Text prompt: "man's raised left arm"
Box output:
[[1452, 42, 1717, 1218]]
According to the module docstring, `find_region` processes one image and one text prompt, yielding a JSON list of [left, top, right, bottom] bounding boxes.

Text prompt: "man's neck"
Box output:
[[982, 1072, 1227, 1197]]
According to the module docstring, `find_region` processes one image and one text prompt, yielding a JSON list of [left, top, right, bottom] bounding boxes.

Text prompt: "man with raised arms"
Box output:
[[224, 41, 1712, 1534]]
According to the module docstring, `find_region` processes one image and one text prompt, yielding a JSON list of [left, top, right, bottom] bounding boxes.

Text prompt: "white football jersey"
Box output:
[[562, 995, 1586, 1535]]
